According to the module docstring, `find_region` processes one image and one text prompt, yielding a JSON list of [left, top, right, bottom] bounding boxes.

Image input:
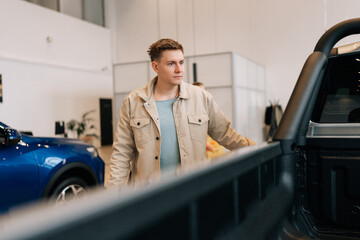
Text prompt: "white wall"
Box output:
[[109, 0, 360, 110], [0, 0, 113, 146]]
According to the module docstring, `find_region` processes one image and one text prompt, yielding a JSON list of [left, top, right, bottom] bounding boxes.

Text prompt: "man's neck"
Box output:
[[153, 79, 180, 101]]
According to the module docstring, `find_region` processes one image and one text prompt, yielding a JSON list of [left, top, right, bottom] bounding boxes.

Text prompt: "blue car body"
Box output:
[[0, 122, 104, 213]]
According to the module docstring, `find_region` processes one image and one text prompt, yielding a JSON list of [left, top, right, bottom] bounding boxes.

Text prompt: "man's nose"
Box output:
[[175, 63, 182, 72]]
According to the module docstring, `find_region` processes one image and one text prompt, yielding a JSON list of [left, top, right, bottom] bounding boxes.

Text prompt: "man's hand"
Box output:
[[206, 143, 214, 151]]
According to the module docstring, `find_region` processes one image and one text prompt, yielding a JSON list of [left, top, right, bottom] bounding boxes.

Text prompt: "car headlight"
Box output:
[[86, 147, 99, 158]]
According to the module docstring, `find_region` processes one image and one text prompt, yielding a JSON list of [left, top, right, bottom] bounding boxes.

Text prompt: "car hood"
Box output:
[[22, 135, 89, 147]]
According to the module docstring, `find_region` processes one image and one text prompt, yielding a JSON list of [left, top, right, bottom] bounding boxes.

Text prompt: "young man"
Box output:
[[108, 39, 255, 187]]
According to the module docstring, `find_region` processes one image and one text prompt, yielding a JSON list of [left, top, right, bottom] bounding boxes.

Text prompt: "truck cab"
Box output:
[[292, 40, 360, 238], [268, 18, 360, 239]]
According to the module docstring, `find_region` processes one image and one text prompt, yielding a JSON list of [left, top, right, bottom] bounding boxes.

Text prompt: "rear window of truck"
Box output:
[[312, 51, 360, 123]]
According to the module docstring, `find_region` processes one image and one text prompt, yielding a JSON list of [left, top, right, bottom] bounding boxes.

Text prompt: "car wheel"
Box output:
[[50, 177, 88, 207]]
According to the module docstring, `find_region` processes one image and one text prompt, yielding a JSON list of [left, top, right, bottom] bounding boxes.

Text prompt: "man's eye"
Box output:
[[168, 62, 174, 66]]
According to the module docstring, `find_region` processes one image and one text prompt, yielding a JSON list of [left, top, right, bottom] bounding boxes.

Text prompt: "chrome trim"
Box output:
[[307, 121, 360, 137]]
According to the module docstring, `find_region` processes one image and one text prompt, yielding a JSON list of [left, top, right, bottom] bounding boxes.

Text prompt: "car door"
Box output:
[[0, 141, 38, 213]]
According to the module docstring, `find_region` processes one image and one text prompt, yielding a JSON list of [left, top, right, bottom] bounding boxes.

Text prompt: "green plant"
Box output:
[[66, 110, 98, 139]]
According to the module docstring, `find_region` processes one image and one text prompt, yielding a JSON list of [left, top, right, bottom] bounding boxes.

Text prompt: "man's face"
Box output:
[[152, 49, 184, 86]]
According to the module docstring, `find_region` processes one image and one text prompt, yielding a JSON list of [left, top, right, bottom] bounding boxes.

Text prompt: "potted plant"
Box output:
[[66, 110, 99, 144]]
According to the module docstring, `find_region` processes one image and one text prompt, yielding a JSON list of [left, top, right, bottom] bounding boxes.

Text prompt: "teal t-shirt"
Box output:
[[156, 97, 180, 174]]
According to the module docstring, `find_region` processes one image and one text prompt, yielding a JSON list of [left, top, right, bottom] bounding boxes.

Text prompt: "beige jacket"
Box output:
[[108, 77, 255, 187]]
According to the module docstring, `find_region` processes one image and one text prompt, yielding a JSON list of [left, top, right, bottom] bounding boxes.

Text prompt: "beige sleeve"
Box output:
[[107, 97, 135, 188], [206, 92, 255, 150]]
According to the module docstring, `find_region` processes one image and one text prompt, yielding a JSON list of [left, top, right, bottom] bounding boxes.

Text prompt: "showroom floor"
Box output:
[[97, 145, 112, 187]]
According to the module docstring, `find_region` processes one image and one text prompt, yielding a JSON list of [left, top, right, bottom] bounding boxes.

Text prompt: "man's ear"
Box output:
[[152, 61, 159, 73]]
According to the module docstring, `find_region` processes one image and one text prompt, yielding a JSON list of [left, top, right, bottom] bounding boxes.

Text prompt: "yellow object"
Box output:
[[206, 135, 226, 159]]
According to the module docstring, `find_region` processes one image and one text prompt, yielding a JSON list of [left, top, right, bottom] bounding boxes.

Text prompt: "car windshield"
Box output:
[[312, 51, 360, 123], [0, 122, 9, 128]]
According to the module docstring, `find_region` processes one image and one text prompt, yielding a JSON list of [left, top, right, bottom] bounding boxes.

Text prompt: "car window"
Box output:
[[312, 51, 360, 123], [0, 128, 4, 143]]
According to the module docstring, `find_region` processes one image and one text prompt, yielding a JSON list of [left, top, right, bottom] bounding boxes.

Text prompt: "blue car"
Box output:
[[0, 121, 104, 213]]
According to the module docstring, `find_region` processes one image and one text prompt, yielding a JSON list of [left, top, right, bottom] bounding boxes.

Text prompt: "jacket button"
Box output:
[[137, 122, 140, 126], [156, 137, 159, 140], [155, 156, 158, 160], [198, 119, 202, 123]]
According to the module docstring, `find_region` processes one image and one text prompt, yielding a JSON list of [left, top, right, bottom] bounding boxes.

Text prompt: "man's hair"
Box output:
[[148, 39, 183, 62]]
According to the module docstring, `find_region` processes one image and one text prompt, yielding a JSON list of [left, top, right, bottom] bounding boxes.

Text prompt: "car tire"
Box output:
[[50, 177, 88, 207]]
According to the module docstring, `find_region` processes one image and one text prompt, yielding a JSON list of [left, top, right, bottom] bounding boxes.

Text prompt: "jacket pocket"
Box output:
[[130, 117, 151, 146], [188, 114, 209, 143]]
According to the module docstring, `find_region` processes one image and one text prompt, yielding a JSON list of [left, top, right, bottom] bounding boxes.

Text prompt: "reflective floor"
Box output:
[[97, 145, 112, 187]]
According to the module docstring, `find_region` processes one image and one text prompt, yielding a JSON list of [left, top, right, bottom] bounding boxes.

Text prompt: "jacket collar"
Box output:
[[138, 76, 190, 102]]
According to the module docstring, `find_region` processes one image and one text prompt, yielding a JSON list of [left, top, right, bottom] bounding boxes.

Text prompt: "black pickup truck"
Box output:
[[273, 18, 360, 239], [1, 18, 360, 240]]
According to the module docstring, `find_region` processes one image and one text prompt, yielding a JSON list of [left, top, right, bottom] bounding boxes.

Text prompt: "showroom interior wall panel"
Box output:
[[256, 65, 265, 91], [246, 60, 257, 90], [248, 90, 265, 144], [186, 54, 232, 88], [255, 80, 266, 142], [0, 59, 111, 141], [234, 88, 249, 138], [325, 0, 360, 46], [251, 0, 325, 109], [233, 53, 265, 144], [158, 0, 178, 39], [206, 87, 233, 126], [182, 60, 193, 84], [0, 1, 112, 147], [103, 0, 118, 64], [233, 54, 247, 88], [114, 93, 129, 129], [114, 62, 149, 93], [214, 0, 251, 56], [0, 1, 111, 72], [112, 0, 197, 63], [175, 0, 195, 56], [147, 62, 157, 82], [114, 0, 159, 63], [193, 0, 217, 55], [325, 0, 360, 31]]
